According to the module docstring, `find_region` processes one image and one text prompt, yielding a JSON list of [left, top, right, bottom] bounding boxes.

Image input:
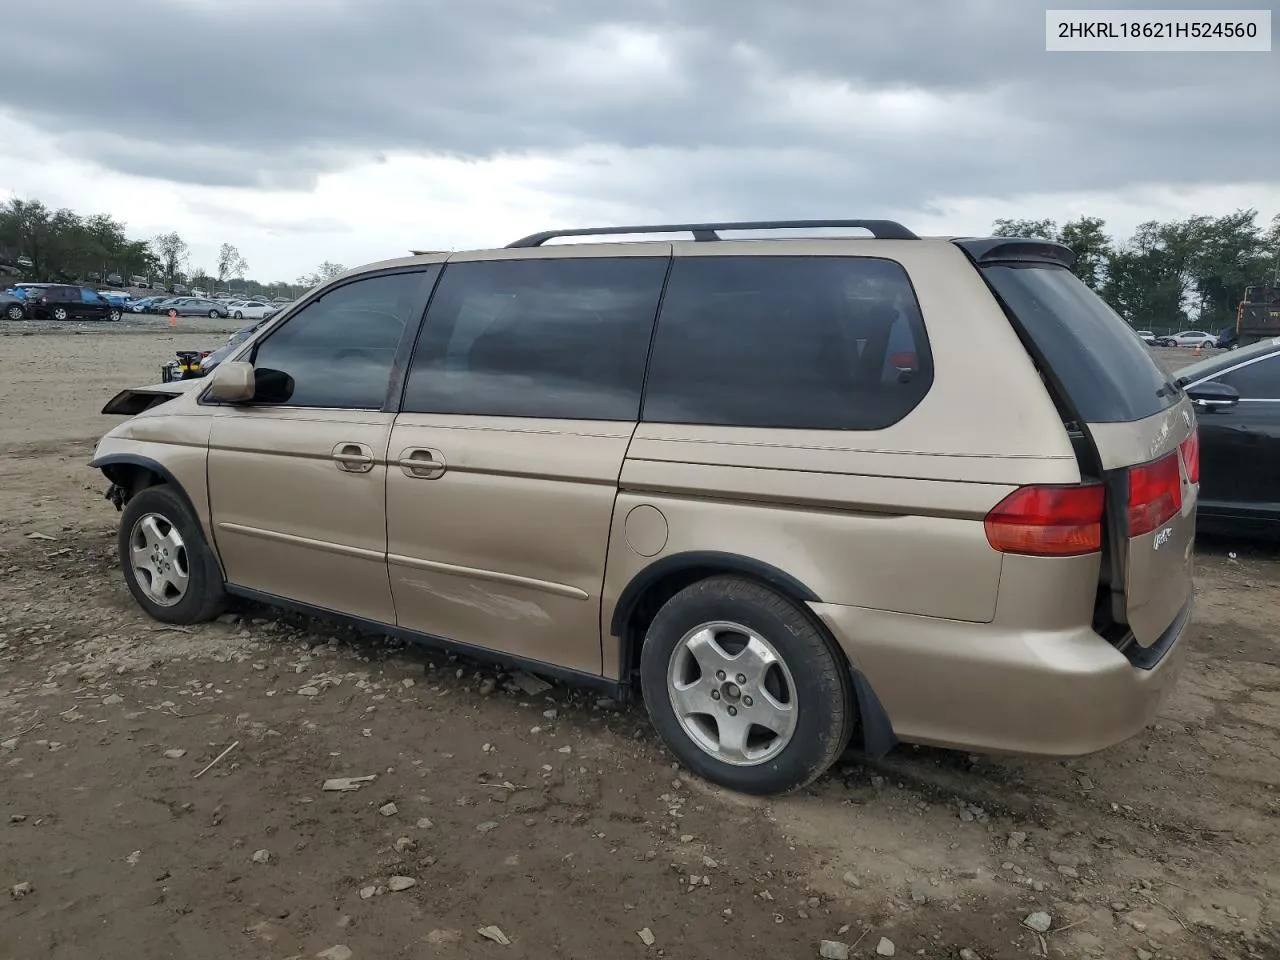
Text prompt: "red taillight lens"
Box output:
[[985, 484, 1105, 557], [1127, 451, 1182, 536], [1179, 430, 1200, 485]]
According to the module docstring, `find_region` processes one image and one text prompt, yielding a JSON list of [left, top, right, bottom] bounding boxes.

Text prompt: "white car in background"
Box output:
[[1166, 330, 1218, 348], [226, 299, 271, 320]]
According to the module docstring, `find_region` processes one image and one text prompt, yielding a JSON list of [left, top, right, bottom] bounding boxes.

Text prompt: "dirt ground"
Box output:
[[1, 331, 1278, 960]]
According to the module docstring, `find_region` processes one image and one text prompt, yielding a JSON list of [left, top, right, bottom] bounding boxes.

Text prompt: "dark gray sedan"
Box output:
[[1, 291, 27, 321], [158, 297, 230, 318]]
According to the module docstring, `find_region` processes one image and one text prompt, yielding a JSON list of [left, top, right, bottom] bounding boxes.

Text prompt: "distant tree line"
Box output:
[[990, 210, 1280, 332], [0, 197, 347, 298], [3, 194, 1276, 329]]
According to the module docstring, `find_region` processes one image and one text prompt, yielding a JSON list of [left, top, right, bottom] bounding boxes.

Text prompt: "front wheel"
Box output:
[[109, 308, 122, 321], [119, 485, 227, 624], [4, 303, 23, 321], [639, 575, 855, 795], [233, 311, 243, 319], [208, 310, 219, 318]]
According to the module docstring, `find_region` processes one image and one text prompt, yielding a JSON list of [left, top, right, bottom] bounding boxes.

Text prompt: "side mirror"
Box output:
[[207, 361, 256, 402], [1185, 380, 1239, 411]]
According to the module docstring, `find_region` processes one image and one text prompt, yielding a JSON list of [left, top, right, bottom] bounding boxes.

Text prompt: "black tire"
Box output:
[[52, 306, 68, 321], [233, 311, 243, 319], [109, 308, 122, 322], [118, 484, 227, 624], [639, 575, 855, 795], [4, 304, 23, 321], [209, 310, 219, 318]]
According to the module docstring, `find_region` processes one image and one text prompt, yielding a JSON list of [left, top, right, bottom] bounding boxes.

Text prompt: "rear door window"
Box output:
[[981, 263, 1178, 424], [402, 257, 668, 421], [642, 255, 932, 430]]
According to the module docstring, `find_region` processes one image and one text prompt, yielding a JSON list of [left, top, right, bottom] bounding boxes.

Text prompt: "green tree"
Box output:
[[1181, 210, 1268, 328], [151, 232, 189, 287], [217, 242, 249, 288], [297, 261, 346, 287], [991, 218, 1061, 242], [1101, 220, 1193, 330], [1059, 216, 1112, 292]]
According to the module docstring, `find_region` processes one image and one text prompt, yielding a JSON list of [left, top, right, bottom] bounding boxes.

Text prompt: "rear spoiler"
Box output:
[[952, 238, 1077, 269]]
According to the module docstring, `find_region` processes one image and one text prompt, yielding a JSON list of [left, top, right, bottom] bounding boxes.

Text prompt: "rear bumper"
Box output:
[[810, 598, 1193, 757]]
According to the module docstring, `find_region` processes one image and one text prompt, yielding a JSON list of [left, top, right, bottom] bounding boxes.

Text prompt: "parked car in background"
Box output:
[[12, 282, 51, 300], [30, 284, 120, 321], [97, 290, 132, 308], [160, 297, 230, 318], [1135, 329, 1157, 345], [91, 219, 1197, 796], [1, 290, 28, 320], [1164, 330, 1218, 348], [1177, 338, 1280, 539], [227, 299, 271, 320], [1215, 327, 1238, 350], [105, 273, 123, 287], [171, 283, 189, 295], [131, 296, 167, 313], [261, 300, 293, 320]]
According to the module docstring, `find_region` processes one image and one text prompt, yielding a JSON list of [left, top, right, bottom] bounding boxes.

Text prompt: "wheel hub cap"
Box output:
[[128, 513, 190, 607], [667, 620, 798, 766]]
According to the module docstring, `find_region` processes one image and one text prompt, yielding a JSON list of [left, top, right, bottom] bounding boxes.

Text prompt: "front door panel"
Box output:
[[208, 407, 396, 623]]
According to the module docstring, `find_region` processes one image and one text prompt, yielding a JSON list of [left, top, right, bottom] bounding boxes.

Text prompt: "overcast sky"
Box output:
[[1, 0, 1276, 281]]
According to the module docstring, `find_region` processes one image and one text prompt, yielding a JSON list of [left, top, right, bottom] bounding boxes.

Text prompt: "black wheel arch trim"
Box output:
[[608, 549, 897, 758], [90, 453, 201, 519], [848, 667, 897, 759], [608, 551, 822, 640]]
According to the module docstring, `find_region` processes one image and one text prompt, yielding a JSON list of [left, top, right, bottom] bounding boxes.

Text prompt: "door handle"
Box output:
[[397, 446, 446, 479], [332, 441, 375, 473]]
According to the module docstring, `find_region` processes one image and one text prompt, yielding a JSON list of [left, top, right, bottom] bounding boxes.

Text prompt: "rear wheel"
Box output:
[[109, 308, 122, 322], [233, 310, 243, 319], [118, 485, 227, 624], [52, 306, 68, 321], [639, 575, 855, 795], [208, 310, 219, 318]]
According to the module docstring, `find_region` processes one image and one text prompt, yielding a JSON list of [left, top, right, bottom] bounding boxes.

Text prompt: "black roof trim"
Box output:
[[952, 237, 1077, 269], [507, 219, 919, 248]]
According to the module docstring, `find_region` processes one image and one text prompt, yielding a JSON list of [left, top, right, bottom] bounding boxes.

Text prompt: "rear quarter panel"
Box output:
[[601, 240, 1085, 677]]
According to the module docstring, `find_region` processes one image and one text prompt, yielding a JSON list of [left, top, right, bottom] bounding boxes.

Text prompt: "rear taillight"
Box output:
[[1179, 430, 1200, 485], [1127, 451, 1182, 536], [985, 484, 1105, 557]]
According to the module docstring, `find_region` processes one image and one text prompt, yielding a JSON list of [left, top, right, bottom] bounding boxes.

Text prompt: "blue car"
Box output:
[[97, 290, 133, 309], [131, 296, 168, 313]]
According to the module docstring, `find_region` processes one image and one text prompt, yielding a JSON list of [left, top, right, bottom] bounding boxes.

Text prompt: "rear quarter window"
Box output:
[[981, 263, 1179, 424], [642, 256, 932, 430]]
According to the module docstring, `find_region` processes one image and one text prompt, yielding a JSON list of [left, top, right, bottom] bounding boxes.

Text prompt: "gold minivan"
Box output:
[[92, 220, 1197, 795]]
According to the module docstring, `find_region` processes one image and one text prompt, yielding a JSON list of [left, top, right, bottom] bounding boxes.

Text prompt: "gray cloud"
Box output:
[[2, 0, 1277, 218]]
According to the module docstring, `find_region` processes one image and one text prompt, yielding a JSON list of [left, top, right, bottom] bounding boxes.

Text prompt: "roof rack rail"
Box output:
[[505, 219, 919, 248]]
